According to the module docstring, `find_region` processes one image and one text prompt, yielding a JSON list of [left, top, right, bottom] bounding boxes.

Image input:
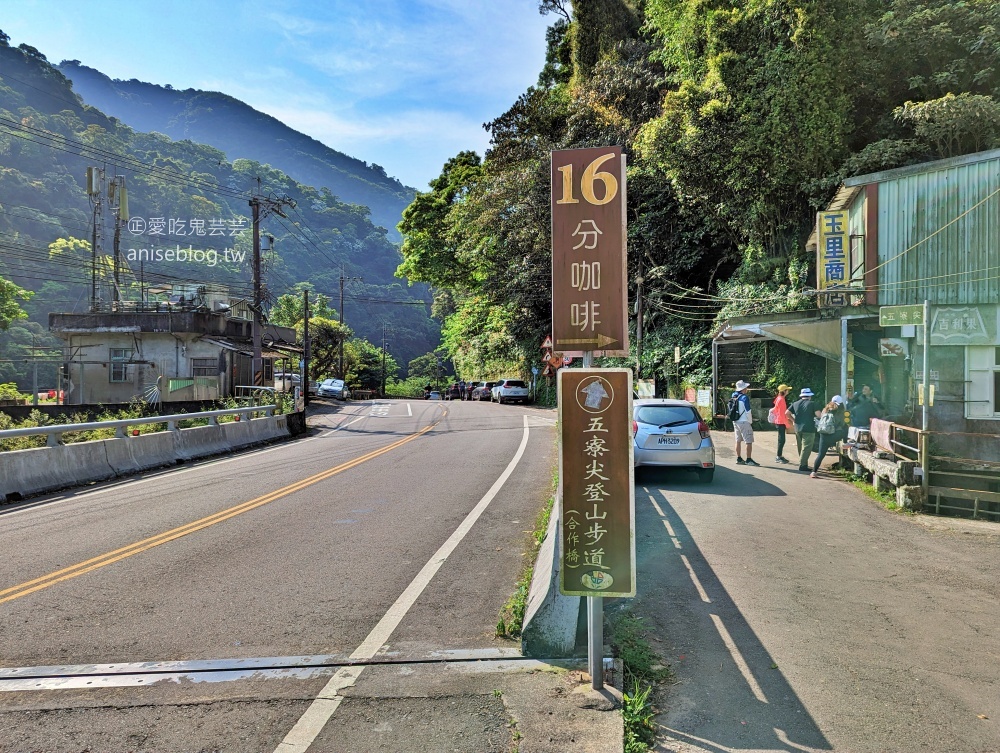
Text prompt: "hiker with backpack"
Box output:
[[729, 380, 759, 466], [788, 387, 820, 471], [811, 395, 847, 478]]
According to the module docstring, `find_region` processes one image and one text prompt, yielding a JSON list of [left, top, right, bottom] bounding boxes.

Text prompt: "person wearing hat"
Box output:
[[788, 387, 820, 471], [811, 395, 848, 477], [731, 380, 759, 466], [772, 384, 793, 464]]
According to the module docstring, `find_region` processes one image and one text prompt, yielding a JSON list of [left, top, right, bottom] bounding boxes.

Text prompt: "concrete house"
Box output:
[[49, 285, 298, 405]]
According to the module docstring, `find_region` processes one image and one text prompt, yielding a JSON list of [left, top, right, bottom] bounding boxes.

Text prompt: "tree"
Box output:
[[407, 352, 440, 380], [269, 287, 337, 328], [296, 316, 350, 380], [345, 338, 399, 392], [396, 151, 482, 289], [0, 276, 31, 331]]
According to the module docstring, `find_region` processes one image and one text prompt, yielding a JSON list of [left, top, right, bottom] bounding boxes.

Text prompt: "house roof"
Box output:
[[843, 147, 1000, 188], [200, 337, 301, 359]]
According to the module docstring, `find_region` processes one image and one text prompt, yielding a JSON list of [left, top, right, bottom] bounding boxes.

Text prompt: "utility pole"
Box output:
[[86, 166, 105, 311], [381, 322, 388, 397], [303, 289, 310, 407], [110, 176, 127, 307], [249, 193, 294, 386], [339, 267, 362, 379], [635, 252, 644, 383]]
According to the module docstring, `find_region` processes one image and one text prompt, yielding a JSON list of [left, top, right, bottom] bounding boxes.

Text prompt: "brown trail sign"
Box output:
[[558, 368, 635, 598], [550, 147, 628, 357]]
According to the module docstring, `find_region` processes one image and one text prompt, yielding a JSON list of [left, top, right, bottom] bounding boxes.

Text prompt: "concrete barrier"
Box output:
[[521, 485, 581, 658], [173, 424, 228, 461], [220, 418, 254, 448], [1, 414, 294, 501], [123, 432, 176, 474], [0, 442, 115, 499]]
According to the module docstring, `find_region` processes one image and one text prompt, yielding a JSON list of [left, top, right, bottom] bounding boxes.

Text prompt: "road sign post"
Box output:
[[558, 368, 635, 688], [551, 146, 632, 690]]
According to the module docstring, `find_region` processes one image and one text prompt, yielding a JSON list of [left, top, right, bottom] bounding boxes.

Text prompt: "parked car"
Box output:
[[444, 383, 463, 400], [428, 390, 441, 400], [491, 378, 530, 405], [471, 381, 496, 400], [632, 399, 715, 482], [273, 372, 301, 391], [317, 378, 350, 400]]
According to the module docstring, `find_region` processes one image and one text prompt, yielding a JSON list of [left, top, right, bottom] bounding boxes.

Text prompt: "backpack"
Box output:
[[727, 396, 742, 422], [816, 412, 837, 435]]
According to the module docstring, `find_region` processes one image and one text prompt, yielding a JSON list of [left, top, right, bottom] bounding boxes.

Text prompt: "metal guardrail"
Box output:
[[0, 406, 277, 448]]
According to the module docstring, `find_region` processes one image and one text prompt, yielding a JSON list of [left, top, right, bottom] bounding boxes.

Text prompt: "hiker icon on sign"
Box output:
[[577, 377, 615, 414]]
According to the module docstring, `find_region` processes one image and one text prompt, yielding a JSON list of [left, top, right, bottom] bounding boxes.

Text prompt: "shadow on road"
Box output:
[[634, 465, 788, 498], [631, 482, 830, 752]]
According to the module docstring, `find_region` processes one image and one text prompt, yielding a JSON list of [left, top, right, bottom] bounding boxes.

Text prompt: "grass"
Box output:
[[833, 468, 912, 513], [623, 680, 657, 753], [608, 609, 670, 753], [496, 466, 557, 639]]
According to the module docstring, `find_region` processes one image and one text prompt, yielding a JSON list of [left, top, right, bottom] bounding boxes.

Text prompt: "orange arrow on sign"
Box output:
[[556, 333, 617, 348]]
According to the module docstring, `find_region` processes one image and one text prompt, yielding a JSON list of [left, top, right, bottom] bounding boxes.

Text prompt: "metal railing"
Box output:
[[862, 419, 1000, 521], [0, 405, 276, 448]]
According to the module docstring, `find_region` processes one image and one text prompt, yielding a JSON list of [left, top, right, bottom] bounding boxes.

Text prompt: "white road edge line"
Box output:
[[709, 613, 769, 704], [273, 414, 532, 753], [680, 554, 711, 603]]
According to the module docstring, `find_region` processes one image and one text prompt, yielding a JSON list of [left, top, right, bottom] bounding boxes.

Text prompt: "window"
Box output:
[[192, 358, 216, 377], [965, 346, 1000, 418], [263, 359, 273, 381], [635, 405, 700, 427], [110, 348, 133, 383]]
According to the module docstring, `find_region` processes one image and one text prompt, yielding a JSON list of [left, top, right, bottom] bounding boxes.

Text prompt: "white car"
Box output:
[[491, 378, 530, 405], [317, 378, 349, 400], [632, 398, 715, 482]]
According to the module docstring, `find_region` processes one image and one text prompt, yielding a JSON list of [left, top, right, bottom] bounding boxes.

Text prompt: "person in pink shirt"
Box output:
[[773, 384, 792, 464]]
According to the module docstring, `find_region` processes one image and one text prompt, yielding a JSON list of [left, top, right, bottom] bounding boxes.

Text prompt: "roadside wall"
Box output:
[[521, 484, 581, 658], [0, 414, 292, 501]]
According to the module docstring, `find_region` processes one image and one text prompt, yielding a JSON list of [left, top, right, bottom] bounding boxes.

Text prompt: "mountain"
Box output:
[[58, 61, 414, 239], [0, 38, 437, 381]]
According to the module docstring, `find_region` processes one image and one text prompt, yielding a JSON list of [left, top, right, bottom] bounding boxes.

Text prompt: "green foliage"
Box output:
[[0, 382, 26, 401], [345, 338, 399, 391], [296, 316, 351, 379], [623, 680, 657, 753], [747, 341, 825, 398], [896, 92, 1000, 158], [0, 276, 31, 331], [269, 287, 338, 328], [406, 352, 440, 380], [59, 61, 414, 237]]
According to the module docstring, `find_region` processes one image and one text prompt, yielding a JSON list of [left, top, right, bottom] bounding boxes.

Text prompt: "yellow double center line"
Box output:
[[0, 419, 439, 605]]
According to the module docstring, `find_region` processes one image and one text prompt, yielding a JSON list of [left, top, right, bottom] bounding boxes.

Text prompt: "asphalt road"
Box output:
[[633, 429, 1000, 753], [0, 398, 559, 752]]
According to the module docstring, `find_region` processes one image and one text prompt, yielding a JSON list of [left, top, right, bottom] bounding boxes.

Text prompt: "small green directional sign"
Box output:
[[879, 304, 925, 327]]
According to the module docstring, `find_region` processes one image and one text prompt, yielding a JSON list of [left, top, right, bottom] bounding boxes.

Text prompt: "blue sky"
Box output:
[[2, 0, 554, 190]]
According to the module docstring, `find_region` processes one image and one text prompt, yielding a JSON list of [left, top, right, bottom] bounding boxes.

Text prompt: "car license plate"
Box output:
[[657, 436, 680, 446]]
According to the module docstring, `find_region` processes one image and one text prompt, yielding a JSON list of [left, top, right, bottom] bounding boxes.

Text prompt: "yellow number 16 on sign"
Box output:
[[556, 153, 619, 206]]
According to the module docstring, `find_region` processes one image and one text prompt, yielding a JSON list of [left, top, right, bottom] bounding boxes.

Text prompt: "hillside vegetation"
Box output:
[[397, 0, 1000, 389], [0, 34, 438, 388], [58, 62, 414, 240]]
